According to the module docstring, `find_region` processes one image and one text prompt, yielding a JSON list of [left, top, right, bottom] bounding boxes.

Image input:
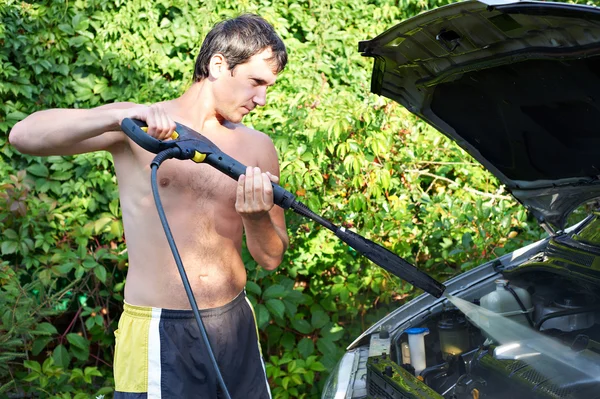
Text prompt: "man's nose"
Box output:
[[253, 87, 267, 107]]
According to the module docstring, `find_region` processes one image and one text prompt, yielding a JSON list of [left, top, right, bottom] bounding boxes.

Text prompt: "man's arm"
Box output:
[[236, 137, 289, 271], [9, 103, 176, 156]]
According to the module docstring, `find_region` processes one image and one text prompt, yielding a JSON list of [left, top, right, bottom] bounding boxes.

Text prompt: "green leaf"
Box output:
[[290, 373, 303, 385], [304, 370, 316, 384], [22, 372, 40, 382], [69, 368, 84, 383], [51, 171, 73, 181], [58, 23, 75, 34], [298, 338, 314, 359], [7, 111, 28, 122], [110, 220, 123, 237], [67, 333, 89, 350], [94, 265, 107, 283], [320, 323, 345, 342], [32, 337, 53, 356], [83, 259, 97, 269], [23, 360, 41, 373], [317, 338, 337, 357], [255, 304, 269, 329], [309, 361, 326, 372], [56, 64, 70, 76], [311, 310, 330, 329], [27, 163, 49, 177], [71, 345, 90, 361], [67, 333, 90, 361], [68, 36, 88, 47], [52, 344, 70, 368], [245, 281, 261, 296], [281, 332, 295, 351], [35, 322, 58, 335], [265, 299, 285, 320], [53, 263, 74, 274], [94, 217, 112, 233], [84, 366, 102, 377], [1, 241, 18, 255], [75, 266, 85, 280], [287, 360, 297, 372], [319, 297, 337, 312], [263, 284, 286, 299], [4, 229, 18, 240], [291, 319, 313, 335], [462, 232, 473, 249], [96, 387, 113, 396], [282, 299, 298, 318]]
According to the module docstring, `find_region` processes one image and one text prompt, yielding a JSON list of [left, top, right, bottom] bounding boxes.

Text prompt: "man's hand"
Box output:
[[119, 104, 176, 141], [236, 166, 279, 219]]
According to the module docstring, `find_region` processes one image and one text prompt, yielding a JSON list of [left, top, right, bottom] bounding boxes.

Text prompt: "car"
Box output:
[[321, 0, 600, 398]]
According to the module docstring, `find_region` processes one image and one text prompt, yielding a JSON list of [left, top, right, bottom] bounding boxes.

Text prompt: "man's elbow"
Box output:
[[9, 122, 36, 154], [260, 255, 282, 271], [8, 122, 24, 151], [253, 233, 288, 271]]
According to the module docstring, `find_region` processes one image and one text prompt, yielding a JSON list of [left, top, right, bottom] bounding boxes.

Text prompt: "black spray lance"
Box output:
[[120, 118, 447, 397], [121, 118, 445, 296]]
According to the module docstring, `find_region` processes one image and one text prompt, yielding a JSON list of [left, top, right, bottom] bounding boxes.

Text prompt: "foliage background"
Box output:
[[0, 0, 553, 397]]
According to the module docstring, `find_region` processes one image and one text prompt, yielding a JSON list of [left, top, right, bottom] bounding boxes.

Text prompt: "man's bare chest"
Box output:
[[156, 161, 239, 205], [121, 127, 257, 208]]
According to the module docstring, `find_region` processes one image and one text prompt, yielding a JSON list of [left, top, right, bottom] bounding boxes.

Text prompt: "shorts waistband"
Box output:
[[123, 289, 247, 319]]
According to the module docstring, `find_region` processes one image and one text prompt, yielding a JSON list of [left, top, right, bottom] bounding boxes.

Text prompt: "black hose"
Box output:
[[503, 283, 535, 328], [536, 305, 600, 331], [151, 147, 181, 167], [150, 150, 231, 399]]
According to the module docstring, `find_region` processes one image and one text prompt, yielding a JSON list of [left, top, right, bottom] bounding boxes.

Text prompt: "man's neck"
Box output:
[[169, 81, 225, 131]]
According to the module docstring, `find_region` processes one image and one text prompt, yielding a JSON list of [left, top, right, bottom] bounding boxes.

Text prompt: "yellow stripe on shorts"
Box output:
[[114, 303, 162, 395]]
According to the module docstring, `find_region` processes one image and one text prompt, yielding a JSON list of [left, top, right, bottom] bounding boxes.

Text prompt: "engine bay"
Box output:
[[365, 215, 600, 399]]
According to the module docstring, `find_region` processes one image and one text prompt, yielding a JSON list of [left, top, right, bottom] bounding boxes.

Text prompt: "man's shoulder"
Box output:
[[231, 123, 274, 145]]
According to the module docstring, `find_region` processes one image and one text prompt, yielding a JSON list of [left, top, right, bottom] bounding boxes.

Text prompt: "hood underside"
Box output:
[[360, 0, 600, 230]]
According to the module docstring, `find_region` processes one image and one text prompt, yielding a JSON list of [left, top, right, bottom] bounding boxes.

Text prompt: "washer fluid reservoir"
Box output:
[[480, 279, 533, 329]]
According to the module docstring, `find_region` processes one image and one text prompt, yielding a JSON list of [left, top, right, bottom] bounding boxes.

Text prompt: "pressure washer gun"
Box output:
[[121, 118, 446, 298]]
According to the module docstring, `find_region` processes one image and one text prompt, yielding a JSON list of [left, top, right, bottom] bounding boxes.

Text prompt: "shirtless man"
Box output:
[[9, 14, 288, 399]]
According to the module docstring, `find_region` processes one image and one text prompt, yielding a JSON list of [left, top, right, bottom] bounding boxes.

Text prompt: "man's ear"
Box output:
[[209, 53, 228, 79]]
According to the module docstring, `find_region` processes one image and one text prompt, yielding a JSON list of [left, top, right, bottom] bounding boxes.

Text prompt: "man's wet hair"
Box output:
[[193, 14, 287, 81]]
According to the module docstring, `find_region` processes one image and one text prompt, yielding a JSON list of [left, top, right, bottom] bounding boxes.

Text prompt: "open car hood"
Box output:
[[360, 0, 600, 231]]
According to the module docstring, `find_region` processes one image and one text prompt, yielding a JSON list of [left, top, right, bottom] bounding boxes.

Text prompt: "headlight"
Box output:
[[321, 351, 357, 399]]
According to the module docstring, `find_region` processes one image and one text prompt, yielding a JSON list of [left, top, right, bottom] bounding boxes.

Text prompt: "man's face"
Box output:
[[212, 48, 278, 124]]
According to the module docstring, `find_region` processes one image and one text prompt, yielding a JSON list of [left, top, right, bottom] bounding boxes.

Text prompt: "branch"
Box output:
[[405, 169, 512, 201], [414, 161, 480, 166]]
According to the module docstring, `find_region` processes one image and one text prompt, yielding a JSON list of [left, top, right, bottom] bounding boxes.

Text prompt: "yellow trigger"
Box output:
[[192, 151, 207, 163], [140, 126, 179, 140]]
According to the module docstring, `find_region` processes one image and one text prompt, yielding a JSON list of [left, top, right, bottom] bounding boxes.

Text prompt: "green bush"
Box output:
[[1, 0, 546, 397]]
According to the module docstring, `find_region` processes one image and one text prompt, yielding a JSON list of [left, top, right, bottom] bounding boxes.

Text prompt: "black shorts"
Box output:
[[113, 290, 271, 399]]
